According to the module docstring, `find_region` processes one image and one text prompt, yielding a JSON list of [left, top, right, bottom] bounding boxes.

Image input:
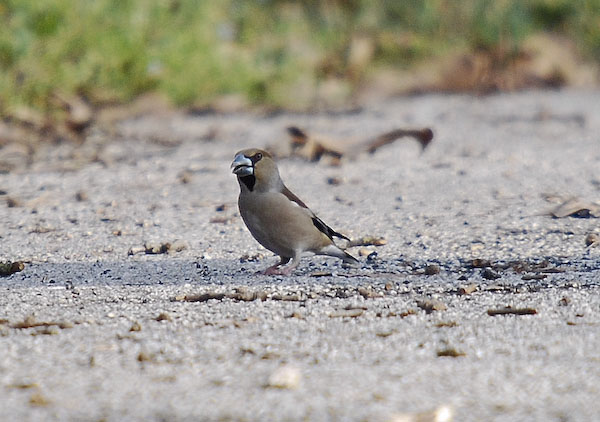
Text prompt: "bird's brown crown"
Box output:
[[234, 148, 272, 162]]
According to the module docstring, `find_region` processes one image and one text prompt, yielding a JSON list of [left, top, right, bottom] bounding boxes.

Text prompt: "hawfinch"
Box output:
[[231, 148, 358, 275]]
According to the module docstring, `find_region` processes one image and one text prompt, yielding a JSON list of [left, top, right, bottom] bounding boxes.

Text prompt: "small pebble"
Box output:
[[267, 365, 301, 389], [458, 284, 477, 295], [129, 321, 142, 332], [417, 299, 447, 313], [424, 264, 440, 275], [585, 233, 599, 247], [481, 268, 501, 280], [358, 248, 372, 257]]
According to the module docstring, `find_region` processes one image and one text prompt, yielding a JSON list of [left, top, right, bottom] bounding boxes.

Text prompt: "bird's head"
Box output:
[[231, 148, 281, 192]]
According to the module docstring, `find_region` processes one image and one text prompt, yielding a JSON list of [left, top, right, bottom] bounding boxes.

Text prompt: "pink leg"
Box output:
[[261, 254, 301, 276], [260, 256, 290, 275]]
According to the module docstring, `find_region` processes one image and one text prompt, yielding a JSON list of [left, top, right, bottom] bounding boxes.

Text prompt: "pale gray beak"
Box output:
[[231, 154, 254, 176]]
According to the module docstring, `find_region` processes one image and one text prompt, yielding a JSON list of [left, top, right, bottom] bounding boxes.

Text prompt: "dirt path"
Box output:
[[1, 90, 599, 421]]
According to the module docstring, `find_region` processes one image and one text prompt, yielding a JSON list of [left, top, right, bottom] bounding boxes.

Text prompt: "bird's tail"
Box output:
[[318, 244, 359, 265], [342, 250, 359, 265]]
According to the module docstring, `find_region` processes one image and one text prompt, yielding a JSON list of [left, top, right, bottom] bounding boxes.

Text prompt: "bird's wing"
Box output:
[[281, 185, 350, 242]]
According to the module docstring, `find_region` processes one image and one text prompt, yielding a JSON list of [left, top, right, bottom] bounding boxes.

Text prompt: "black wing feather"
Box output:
[[311, 216, 350, 241]]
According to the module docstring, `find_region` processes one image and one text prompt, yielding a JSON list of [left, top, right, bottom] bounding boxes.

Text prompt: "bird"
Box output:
[[231, 148, 358, 275]]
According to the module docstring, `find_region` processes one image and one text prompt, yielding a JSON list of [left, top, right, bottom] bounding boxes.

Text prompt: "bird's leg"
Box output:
[[261, 256, 291, 275], [266, 254, 301, 276]]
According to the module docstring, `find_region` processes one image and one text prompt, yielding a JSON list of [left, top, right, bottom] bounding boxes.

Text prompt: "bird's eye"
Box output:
[[255, 153, 263, 161]]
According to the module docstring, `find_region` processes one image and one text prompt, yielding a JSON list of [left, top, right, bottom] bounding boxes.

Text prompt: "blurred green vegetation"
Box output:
[[0, 0, 599, 117]]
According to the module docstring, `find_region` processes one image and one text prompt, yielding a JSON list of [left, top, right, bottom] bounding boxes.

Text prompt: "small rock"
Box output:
[[521, 274, 547, 281], [6, 196, 22, 207], [75, 190, 88, 201], [471, 258, 491, 268], [424, 264, 440, 275], [585, 233, 599, 247], [230, 289, 268, 302], [137, 352, 152, 362], [29, 392, 50, 407], [399, 309, 417, 318], [358, 286, 379, 298], [388, 405, 453, 422], [0, 142, 30, 172], [0, 261, 25, 276], [310, 271, 332, 277], [481, 268, 501, 280], [239, 253, 263, 262], [272, 293, 304, 301], [129, 321, 142, 332], [358, 248, 372, 257], [458, 284, 477, 295], [417, 299, 447, 313], [178, 170, 194, 184], [32, 326, 60, 336], [169, 239, 188, 253], [267, 365, 301, 389], [155, 312, 172, 322], [144, 242, 170, 254], [558, 297, 570, 306], [287, 311, 305, 319]]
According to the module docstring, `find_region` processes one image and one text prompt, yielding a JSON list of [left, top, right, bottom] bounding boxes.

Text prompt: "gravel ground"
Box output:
[[1, 89, 599, 421]]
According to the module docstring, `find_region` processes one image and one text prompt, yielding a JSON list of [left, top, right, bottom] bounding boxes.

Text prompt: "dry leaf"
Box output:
[[550, 197, 600, 218], [487, 307, 537, 316]]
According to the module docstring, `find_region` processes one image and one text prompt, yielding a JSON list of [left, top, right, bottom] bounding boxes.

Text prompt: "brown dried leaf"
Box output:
[[487, 307, 537, 316], [10, 316, 73, 329], [29, 392, 51, 407], [329, 308, 364, 318], [437, 348, 465, 358], [348, 236, 387, 247], [550, 197, 600, 218], [285, 126, 433, 163], [176, 292, 226, 302]]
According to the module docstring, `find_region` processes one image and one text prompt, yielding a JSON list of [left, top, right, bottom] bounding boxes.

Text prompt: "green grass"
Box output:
[[0, 0, 599, 118]]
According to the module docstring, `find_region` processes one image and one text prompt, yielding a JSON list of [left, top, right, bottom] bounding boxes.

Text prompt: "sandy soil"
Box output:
[[1, 89, 599, 421]]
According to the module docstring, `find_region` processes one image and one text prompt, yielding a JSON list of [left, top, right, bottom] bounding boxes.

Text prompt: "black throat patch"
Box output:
[[240, 175, 256, 191]]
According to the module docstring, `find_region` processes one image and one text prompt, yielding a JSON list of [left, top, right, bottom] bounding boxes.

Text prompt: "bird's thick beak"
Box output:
[[231, 154, 254, 176]]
